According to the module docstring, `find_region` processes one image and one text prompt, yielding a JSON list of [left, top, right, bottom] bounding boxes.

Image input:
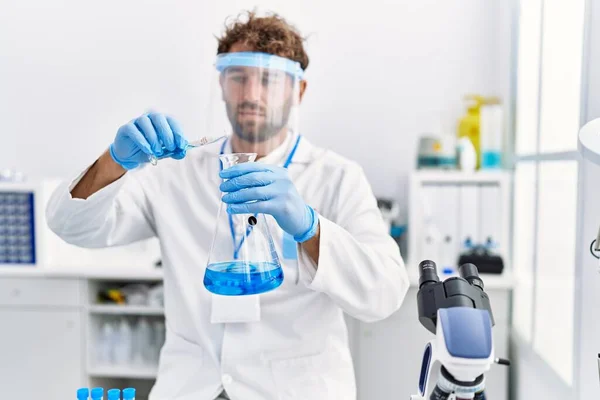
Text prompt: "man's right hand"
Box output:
[[71, 113, 188, 199], [109, 112, 189, 170]]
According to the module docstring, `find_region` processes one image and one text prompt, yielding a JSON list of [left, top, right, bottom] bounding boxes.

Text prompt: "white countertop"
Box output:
[[0, 264, 514, 289], [0, 264, 163, 280]]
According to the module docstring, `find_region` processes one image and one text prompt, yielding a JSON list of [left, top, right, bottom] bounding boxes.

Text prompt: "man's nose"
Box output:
[[242, 76, 263, 102]]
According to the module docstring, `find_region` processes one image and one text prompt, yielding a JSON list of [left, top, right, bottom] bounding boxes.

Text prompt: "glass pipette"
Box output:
[[148, 136, 227, 165]]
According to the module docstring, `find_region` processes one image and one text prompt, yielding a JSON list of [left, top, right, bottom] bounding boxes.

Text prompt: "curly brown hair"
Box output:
[[216, 11, 309, 71]]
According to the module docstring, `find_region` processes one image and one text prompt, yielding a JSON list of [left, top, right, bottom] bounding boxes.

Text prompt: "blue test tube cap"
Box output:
[[77, 388, 90, 400], [107, 388, 120, 400], [123, 388, 136, 400], [91, 387, 104, 400]]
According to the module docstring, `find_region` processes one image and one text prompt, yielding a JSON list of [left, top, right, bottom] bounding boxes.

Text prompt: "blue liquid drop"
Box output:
[[204, 261, 283, 295]]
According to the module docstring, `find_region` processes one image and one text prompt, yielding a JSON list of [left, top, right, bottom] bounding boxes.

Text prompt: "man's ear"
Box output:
[[299, 80, 307, 103]]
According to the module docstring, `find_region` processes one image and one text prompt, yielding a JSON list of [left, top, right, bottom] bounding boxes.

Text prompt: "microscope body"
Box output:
[[411, 261, 497, 400]]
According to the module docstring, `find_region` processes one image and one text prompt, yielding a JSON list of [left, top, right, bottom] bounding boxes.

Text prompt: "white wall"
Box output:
[[0, 0, 513, 204]]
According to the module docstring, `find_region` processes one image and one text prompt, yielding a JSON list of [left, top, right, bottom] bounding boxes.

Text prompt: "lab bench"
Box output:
[[0, 266, 512, 400]]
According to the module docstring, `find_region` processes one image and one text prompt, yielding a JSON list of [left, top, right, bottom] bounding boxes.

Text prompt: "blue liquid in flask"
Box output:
[[204, 261, 283, 295]]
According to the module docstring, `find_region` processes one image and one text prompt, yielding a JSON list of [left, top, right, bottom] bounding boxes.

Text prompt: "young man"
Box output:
[[47, 11, 409, 400]]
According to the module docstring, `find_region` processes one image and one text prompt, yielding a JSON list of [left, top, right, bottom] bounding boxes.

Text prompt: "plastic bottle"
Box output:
[[457, 137, 477, 172], [152, 320, 166, 362], [107, 389, 120, 400], [98, 320, 115, 365], [91, 387, 104, 400], [114, 318, 132, 365], [462, 236, 474, 252], [480, 101, 503, 169], [457, 95, 484, 169], [132, 317, 152, 365], [123, 388, 136, 400], [77, 388, 90, 400]]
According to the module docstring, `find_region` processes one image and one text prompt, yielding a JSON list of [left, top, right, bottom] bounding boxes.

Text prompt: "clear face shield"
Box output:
[[207, 52, 303, 154]]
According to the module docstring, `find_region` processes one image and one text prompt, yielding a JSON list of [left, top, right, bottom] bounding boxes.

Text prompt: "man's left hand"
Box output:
[[219, 163, 318, 242]]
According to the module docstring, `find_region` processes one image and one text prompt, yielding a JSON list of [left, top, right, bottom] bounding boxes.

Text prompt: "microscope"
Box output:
[[411, 260, 509, 400]]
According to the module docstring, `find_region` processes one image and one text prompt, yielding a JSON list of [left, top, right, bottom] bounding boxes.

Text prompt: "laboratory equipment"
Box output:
[[148, 135, 226, 165], [0, 186, 37, 265], [480, 100, 503, 169], [107, 389, 120, 400], [204, 153, 284, 296], [123, 388, 136, 400], [458, 241, 505, 274], [411, 260, 510, 399], [114, 318, 132, 365], [77, 388, 90, 400], [416, 135, 457, 169], [91, 388, 104, 400], [132, 317, 152, 365], [457, 137, 477, 172], [152, 320, 166, 362], [457, 95, 484, 169], [97, 316, 164, 367]]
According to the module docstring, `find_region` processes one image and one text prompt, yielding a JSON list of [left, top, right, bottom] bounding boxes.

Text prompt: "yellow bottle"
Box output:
[[457, 95, 484, 169]]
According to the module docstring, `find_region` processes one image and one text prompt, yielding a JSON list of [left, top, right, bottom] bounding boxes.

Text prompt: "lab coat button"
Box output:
[[222, 374, 233, 385]]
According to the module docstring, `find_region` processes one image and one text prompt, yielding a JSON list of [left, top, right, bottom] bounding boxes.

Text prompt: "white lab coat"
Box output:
[[46, 132, 410, 400]]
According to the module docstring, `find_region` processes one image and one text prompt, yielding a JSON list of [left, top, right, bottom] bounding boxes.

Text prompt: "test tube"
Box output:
[[123, 388, 136, 400], [77, 388, 90, 400], [107, 389, 120, 400], [91, 387, 104, 400]]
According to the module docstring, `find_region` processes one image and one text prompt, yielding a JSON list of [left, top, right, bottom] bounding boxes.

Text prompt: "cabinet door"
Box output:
[[0, 309, 84, 399], [356, 301, 435, 398]]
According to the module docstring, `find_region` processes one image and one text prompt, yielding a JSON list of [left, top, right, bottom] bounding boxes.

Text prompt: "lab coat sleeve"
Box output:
[[298, 164, 409, 323], [45, 166, 155, 248]]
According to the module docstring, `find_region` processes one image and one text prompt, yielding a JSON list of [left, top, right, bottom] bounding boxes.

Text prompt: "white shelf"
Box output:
[[412, 170, 510, 183], [88, 304, 164, 315], [88, 365, 158, 379]]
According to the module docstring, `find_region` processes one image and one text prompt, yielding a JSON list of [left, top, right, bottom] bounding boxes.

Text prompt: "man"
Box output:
[[46, 11, 409, 400]]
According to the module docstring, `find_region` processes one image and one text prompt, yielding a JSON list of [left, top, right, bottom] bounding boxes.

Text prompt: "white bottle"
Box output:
[[153, 320, 166, 362], [458, 137, 477, 172], [98, 320, 115, 365], [133, 317, 153, 365], [114, 318, 132, 365]]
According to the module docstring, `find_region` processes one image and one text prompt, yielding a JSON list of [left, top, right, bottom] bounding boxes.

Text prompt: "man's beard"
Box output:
[[225, 98, 294, 143]]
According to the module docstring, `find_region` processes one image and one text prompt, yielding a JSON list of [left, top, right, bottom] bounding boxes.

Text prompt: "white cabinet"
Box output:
[[408, 171, 511, 270], [0, 278, 84, 400]]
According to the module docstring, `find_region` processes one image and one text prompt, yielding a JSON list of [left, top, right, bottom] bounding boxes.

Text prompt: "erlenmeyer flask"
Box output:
[[204, 153, 284, 296]]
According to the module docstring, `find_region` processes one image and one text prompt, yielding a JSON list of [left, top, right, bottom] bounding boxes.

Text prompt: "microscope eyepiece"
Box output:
[[459, 263, 484, 290], [418, 260, 440, 289]]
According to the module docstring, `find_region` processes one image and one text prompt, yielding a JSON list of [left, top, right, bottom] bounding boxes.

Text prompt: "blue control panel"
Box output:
[[0, 192, 36, 264]]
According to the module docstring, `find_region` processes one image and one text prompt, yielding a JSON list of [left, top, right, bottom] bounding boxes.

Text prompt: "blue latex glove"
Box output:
[[219, 163, 319, 242], [109, 112, 188, 170]]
